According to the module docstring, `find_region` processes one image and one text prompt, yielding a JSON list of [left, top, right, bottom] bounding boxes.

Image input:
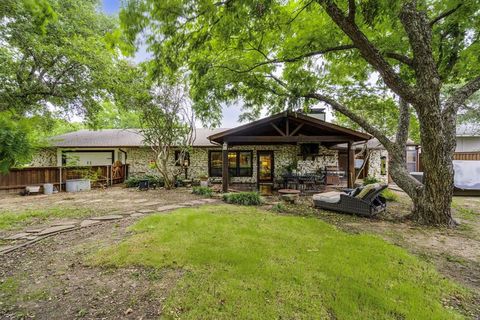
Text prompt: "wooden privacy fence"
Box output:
[[0, 165, 128, 194], [418, 152, 480, 172], [453, 152, 480, 161]]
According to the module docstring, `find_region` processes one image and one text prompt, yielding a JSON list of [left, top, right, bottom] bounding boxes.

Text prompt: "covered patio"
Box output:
[[207, 111, 371, 193]]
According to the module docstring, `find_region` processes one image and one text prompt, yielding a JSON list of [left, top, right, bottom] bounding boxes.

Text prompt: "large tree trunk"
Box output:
[[412, 104, 457, 226], [387, 99, 456, 226]]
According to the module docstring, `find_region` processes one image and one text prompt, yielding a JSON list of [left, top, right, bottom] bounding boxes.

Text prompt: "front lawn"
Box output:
[[91, 205, 468, 319]]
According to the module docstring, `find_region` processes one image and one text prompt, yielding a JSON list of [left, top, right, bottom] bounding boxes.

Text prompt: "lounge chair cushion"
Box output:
[[348, 186, 364, 197], [355, 183, 381, 199], [312, 191, 341, 203]]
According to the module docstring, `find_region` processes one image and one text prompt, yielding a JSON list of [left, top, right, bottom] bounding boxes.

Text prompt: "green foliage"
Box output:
[[91, 205, 467, 319], [0, 118, 32, 173], [363, 176, 380, 185], [271, 202, 287, 213], [124, 175, 164, 188], [192, 186, 213, 197], [334, 95, 421, 143], [0, 0, 119, 119], [89, 101, 142, 129], [223, 192, 262, 205], [381, 189, 399, 202], [118, 0, 480, 145]]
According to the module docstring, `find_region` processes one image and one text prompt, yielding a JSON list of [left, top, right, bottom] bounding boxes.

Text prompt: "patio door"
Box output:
[[257, 151, 274, 195], [257, 151, 274, 183]]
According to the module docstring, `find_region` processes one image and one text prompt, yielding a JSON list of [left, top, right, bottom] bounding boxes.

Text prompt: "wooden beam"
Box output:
[[286, 118, 290, 136], [347, 141, 355, 188], [270, 123, 285, 136], [224, 136, 350, 143], [222, 142, 229, 193], [289, 123, 304, 136]]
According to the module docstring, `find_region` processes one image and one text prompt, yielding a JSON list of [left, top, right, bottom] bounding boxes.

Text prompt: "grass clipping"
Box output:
[[90, 205, 468, 319]]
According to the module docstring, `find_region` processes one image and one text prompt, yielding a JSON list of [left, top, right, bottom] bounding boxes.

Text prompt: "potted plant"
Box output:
[[198, 173, 209, 187]]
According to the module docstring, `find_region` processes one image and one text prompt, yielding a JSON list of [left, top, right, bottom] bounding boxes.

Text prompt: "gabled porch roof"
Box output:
[[207, 111, 371, 145]]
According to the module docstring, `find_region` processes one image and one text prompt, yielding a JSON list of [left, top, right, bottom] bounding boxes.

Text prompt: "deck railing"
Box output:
[[0, 165, 128, 193]]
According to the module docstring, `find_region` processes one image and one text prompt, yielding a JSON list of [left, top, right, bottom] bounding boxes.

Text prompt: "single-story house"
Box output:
[[33, 111, 397, 191]]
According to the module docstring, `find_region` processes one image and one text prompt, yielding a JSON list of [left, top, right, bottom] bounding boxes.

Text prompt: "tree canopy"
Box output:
[[0, 0, 120, 119], [119, 0, 480, 128], [119, 0, 480, 225]]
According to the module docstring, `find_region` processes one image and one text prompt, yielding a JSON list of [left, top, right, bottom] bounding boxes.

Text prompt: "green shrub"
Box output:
[[271, 203, 287, 213], [363, 176, 380, 185], [381, 189, 399, 202], [223, 192, 262, 205], [125, 175, 164, 188], [192, 186, 213, 197]]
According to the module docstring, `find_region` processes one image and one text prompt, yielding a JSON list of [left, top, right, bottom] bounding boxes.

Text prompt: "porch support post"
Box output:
[[347, 141, 355, 188], [222, 142, 229, 193]]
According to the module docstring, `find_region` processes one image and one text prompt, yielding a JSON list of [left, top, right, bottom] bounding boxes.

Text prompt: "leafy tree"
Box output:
[[89, 101, 142, 129], [139, 80, 196, 189], [0, 118, 32, 173], [113, 64, 195, 189], [119, 0, 480, 226], [0, 0, 119, 118]]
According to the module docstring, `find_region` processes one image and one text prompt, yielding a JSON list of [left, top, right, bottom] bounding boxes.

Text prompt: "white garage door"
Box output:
[[64, 152, 113, 166]]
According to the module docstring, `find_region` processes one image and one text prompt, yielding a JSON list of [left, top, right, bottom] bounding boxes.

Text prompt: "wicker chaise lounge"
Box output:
[[313, 183, 388, 217]]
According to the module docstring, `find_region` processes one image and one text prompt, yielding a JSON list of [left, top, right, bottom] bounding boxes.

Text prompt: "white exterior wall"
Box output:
[[456, 137, 480, 153]]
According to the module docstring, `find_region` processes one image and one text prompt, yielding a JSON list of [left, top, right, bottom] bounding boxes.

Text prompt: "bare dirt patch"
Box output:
[[0, 217, 182, 319]]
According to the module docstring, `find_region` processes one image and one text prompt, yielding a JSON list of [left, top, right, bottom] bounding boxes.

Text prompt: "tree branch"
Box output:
[[443, 76, 480, 115], [429, 3, 462, 27], [395, 98, 410, 149], [347, 0, 356, 22], [384, 52, 414, 67], [215, 44, 356, 73], [317, 0, 419, 105], [303, 92, 393, 149], [399, 2, 440, 93]]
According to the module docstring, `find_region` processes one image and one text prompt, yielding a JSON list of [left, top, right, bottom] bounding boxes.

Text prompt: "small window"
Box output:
[[174, 151, 190, 166], [209, 150, 253, 177], [238, 151, 252, 176], [228, 152, 237, 177], [209, 151, 223, 177], [380, 156, 387, 175]]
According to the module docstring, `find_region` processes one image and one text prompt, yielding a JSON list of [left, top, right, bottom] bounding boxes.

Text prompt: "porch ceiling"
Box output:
[[208, 111, 371, 145]]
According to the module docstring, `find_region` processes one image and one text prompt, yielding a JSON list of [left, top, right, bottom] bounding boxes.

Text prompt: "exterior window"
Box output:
[[174, 151, 190, 166], [406, 147, 417, 172], [209, 150, 253, 177], [228, 152, 237, 177], [238, 151, 252, 176], [380, 156, 387, 175], [209, 151, 223, 177]]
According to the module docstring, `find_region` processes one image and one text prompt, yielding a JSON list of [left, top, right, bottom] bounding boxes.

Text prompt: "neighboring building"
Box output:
[[456, 123, 480, 153]]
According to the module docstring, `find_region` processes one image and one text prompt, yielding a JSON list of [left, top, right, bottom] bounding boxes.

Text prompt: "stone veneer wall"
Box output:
[[297, 146, 338, 174], [125, 145, 299, 184], [125, 144, 344, 183], [367, 149, 389, 183], [30, 148, 57, 167]]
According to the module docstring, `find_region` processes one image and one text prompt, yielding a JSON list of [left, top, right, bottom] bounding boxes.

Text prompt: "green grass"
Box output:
[[0, 207, 95, 230], [381, 189, 400, 202], [91, 205, 467, 319]]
